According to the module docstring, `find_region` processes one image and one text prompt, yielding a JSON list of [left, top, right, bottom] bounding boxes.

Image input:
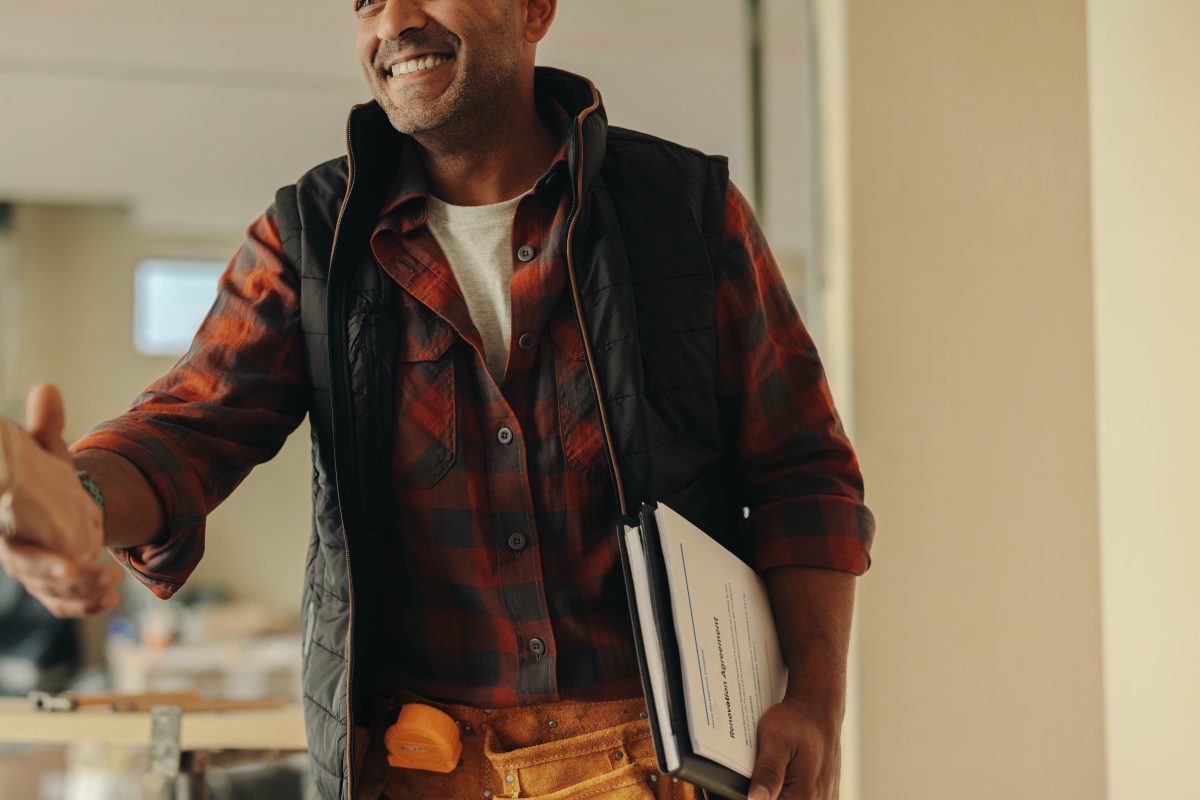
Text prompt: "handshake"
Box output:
[[0, 384, 125, 617]]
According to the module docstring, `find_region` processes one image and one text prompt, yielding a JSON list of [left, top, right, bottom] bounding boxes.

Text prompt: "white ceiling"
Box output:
[[0, 1, 801, 236]]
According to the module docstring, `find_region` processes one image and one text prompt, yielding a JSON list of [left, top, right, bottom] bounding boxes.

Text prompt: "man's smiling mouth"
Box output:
[[388, 54, 455, 78]]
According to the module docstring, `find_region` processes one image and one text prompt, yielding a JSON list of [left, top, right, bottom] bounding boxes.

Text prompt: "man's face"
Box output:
[[354, 0, 524, 136]]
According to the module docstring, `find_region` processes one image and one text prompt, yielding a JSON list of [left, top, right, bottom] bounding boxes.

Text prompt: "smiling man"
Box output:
[[0, 1, 873, 799]]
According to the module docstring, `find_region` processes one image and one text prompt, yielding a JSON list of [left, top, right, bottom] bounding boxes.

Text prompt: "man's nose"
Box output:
[[376, 0, 428, 42]]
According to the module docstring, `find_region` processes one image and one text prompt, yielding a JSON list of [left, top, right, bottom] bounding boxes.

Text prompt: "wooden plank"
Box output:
[[0, 698, 307, 751]]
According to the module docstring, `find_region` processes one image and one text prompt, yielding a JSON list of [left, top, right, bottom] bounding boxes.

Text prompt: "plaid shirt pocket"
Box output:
[[391, 324, 458, 490], [550, 314, 608, 483]]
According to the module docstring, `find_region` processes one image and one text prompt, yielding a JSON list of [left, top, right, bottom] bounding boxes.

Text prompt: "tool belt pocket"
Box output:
[[482, 718, 661, 799]]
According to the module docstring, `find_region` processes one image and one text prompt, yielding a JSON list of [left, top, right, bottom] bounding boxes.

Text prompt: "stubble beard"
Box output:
[[373, 63, 464, 137], [371, 17, 523, 146]]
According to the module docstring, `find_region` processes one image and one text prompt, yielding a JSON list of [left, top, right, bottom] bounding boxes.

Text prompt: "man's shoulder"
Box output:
[[286, 155, 350, 200], [606, 126, 725, 161], [602, 126, 729, 188], [269, 156, 350, 261], [272, 156, 349, 230]]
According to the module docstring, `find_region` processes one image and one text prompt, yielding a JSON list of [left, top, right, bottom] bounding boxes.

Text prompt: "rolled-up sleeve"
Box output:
[[716, 184, 875, 576], [72, 207, 307, 598]]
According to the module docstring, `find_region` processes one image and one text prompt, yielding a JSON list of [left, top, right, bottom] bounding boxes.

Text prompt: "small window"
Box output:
[[133, 259, 225, 357]]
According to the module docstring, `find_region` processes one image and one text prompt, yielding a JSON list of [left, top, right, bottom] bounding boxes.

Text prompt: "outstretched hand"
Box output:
[[748, 696, 842, 800], [0, 384, 123, 617]]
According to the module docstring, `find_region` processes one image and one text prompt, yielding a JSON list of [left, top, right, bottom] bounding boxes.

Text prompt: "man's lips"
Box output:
[[383, 53, 456, 78]]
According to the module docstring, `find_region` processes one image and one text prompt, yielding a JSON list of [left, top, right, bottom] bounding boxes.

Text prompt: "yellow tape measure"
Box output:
[[384, 704, 464, 773]]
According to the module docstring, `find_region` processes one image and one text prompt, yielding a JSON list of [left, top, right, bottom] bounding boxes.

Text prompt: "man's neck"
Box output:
[[413, 88, 561, 207]]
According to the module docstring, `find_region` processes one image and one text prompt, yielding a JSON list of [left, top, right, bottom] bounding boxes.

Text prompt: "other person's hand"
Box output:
[[0, 384, 123, 617], [748, 696, 842, 800]]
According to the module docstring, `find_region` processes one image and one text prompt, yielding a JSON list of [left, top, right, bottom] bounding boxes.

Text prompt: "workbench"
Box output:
[[0, 697, 307, 799]]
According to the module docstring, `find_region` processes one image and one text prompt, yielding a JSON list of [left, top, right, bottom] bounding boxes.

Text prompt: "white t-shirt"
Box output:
[[425, 194, 526, 382]]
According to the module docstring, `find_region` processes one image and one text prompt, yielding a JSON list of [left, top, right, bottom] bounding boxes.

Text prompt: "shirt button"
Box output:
[[517, 245, 537, 262], [518, 333, 537, 351], [508, 533, 528, 552], [497, 427, 514, 445], [528, 638, 546, 656]]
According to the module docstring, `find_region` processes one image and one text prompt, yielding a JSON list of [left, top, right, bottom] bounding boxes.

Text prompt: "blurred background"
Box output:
[[0, 1, 1197, 798]]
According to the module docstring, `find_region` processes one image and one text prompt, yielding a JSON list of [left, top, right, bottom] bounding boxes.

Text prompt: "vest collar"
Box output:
[[534, 67, 608, 193]]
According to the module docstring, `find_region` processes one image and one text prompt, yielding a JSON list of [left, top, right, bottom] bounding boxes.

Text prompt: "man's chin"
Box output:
[[371, 84, 458, 133], [378, 102, 454, 137]]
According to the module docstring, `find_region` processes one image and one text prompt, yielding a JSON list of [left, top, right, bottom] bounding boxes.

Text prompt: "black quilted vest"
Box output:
[[274, 68, 738, 800]]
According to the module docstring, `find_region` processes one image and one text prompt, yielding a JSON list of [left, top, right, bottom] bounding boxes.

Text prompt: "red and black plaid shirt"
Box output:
[[76, 114, 873, 708]]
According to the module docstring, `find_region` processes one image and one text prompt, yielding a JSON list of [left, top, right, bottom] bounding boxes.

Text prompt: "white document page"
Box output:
[[624, 523, 682, 772], [655, 504, 788, 777]]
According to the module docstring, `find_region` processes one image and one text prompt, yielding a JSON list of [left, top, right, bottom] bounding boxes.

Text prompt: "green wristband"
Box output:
[[77, 471, 106, 517]]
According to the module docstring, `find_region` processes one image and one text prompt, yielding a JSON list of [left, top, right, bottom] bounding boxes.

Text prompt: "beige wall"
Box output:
[[1088, 2, 1200, 798], [0, 226, 20, 417], [6, 205, 312, 616], [812, 1, 862, 798], [848, 1, 1107, 797]]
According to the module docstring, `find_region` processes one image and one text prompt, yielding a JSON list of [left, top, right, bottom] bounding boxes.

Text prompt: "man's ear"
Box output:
[[522, 0, 558, 44]]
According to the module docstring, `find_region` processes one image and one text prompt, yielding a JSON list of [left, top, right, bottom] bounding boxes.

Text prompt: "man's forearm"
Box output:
[[766, 566, 856, 720], [72, 449, 166, 550]]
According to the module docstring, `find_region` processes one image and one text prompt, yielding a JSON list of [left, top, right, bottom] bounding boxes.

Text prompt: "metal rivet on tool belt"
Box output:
[[484, 709, 494, 715], [547, 720, 558, 729], [649, 774, 658, 783], [638, 711, 648, 719], [612, 751, 624, 761], [483, 790, 493, 798], [506, 774, 516, 784]]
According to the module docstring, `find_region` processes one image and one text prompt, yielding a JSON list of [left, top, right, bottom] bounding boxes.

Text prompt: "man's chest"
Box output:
[[378, 236, 610, 494]]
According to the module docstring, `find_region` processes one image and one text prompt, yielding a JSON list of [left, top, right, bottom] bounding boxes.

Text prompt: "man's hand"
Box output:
[[0, 384, 123, 617], [0, 536, 123, 618], [748, 696, 841, 800]]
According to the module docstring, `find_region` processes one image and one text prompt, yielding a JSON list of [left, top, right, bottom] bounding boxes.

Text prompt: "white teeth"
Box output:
[[390, 55, 450, 77]]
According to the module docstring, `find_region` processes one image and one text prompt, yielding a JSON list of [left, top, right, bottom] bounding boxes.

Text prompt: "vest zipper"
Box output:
[[563, 95, 631, 521], [329, 110, 360, 799]]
